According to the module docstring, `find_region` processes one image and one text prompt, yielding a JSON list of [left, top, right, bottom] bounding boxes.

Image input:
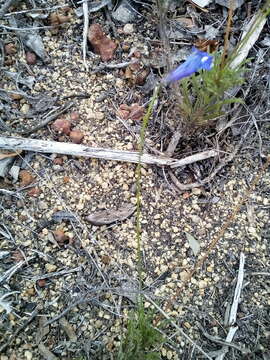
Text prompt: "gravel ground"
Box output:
[[0, 1, 270, 359]]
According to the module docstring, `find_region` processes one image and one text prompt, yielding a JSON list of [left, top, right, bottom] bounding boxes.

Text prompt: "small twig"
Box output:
[[229, 2, 270, 69], [30, 266, 82, 281], [0, 189, 22, 197], [221, 0, 234, 69], [0, 24, 56, 31], [217, 253, 246, 359], [249, 272, 270, 276], [144, 295, 212, 360], [165, 124, 182, 157], [215, 327, 238, 360], [82, 0, 89, 70], [43, 297, 91, 327], [4, 4, 70, 16], [170, 149, 219, 168], [0, 256, 35, 285], [0, 39, 4, 67], [228, 253, 245, 325], [198, 324, 249, 354], [250, 112, 264, 158]]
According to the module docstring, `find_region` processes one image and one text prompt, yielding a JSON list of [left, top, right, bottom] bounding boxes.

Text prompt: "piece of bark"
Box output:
[[86, 204, 136, 225], [229, 6, 268, 69]]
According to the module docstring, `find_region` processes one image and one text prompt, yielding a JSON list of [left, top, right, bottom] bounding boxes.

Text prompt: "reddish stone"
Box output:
[[52, 118, 71, 135], [70, 111, 80, 122], [26, 51, 37, 65], [69, 129, 84, 144], [53, 157, 63, 165], [119, 104, 130, 111], [118, 109, 130, 120], [63, 176, 70, 183], [53, 229, 69, 245], [124, 62, 149, 85], [28, 187, 41, 197], [88, 24, 117, 61], [129, 104, 144, 121], [19, 170, 34, 186]]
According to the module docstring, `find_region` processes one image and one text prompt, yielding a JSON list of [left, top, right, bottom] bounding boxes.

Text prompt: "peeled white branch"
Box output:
[[0, 136, 218, 168]]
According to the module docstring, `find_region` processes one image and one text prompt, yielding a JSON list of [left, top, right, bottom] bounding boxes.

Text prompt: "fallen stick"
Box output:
[[82, 0, 89, 70], [216, 252, 245, 360], [0, 136, 218, 168]]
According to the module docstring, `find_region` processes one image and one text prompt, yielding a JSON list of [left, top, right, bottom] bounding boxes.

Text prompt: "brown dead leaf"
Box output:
[[195, 39, 219, 53], [176, 17, 195, 28], [118, 103, 144, 121], [86, 204, 136, 225]]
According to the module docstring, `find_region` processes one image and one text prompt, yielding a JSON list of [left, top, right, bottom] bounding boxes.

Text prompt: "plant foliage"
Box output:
[[179, 53, 247, 126], [117, 303, 163, 360]]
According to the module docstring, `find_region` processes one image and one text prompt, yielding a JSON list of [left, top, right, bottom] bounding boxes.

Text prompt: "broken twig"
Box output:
[[82, 0, 89, 70]]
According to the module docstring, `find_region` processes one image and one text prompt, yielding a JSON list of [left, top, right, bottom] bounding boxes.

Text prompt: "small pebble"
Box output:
[[45, 263, 57, 272], [20, 103, 30, 113], [123, 23, 134, 34]]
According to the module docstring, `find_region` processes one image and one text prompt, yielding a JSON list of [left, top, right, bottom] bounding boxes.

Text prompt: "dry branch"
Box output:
[[0, 136, 218, 168]]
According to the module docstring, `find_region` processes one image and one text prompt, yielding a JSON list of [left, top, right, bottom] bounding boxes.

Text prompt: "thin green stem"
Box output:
[[135, 85, 161, 301]]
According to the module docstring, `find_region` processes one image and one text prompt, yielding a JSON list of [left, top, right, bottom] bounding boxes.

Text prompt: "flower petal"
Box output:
[[162, 48, 213, 84]]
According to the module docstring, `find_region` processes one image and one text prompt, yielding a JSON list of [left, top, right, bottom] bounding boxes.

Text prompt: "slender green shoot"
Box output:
[[116, 86, 162, 359]]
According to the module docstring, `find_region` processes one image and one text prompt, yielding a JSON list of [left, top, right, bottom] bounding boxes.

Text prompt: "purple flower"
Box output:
[[162, 47, 213, 85]]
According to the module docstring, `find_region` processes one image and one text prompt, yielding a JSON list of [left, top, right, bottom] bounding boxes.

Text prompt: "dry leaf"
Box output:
[[86, 204, 136, 225], [185, 232, 200, 256]]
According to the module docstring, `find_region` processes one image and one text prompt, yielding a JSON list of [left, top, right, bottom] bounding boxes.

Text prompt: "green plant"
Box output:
[[116, 85, 163, 359], [179, 52, 246, 127], [117, 303, 163, 360]]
